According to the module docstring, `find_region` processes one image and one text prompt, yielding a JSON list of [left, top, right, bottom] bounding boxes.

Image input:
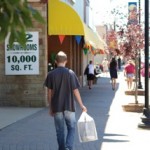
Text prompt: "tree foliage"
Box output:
[[106, 29, 118, 55], [0, 0, 45, 46], [108, 3, 145, 58], [118, 24, 144, 58]]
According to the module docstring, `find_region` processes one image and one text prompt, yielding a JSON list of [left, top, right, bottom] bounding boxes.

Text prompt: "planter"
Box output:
[[125, 78, 137, 82], [125, 90, 145, 96], [122, 103, 144, 112]]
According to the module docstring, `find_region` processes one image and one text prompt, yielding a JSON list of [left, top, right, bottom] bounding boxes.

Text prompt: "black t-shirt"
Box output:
[[110, 61, 117, 70], [44, 66, 80, 113]]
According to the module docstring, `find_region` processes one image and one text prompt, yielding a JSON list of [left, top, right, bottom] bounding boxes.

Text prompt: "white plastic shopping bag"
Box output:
[[77, 112, 98, 142]]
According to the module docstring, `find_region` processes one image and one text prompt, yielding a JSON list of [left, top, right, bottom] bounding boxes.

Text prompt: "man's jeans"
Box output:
[[54, 111, 76, 150]]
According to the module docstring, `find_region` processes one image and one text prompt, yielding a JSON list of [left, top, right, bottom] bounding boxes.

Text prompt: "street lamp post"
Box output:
[[138, 0, 143, 89], [138, 0, 150, 128]]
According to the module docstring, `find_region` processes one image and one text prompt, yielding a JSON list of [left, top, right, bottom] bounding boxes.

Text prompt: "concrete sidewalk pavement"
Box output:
[[0, 107, 44, 129], [0, 71, 150, 150]]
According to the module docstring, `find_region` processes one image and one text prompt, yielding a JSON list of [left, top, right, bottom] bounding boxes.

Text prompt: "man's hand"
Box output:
[[49, 109, 54, 116], [81, 105, 87, 112]]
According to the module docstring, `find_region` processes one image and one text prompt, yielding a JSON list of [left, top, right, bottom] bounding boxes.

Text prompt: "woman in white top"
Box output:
[[87, 60, 95, 89]]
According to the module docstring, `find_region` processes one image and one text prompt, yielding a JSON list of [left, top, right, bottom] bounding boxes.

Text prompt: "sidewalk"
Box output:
[[0, 71, 149, 150], [0, 107, 43, 129]]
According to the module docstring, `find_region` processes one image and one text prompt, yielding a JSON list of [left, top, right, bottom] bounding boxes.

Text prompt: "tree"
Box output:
[[118, 24, 144, 104], [106, 29, 119, 56], [107, 2, 146, 110], [0, 0, 45, 46]]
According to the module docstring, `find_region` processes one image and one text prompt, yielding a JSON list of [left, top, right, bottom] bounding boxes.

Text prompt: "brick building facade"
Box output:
[[0, 0, 106, 107], [0, 2, 48, 107]]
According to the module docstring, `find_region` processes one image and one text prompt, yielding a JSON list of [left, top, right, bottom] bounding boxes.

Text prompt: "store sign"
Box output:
[[5, 32, 39, 75]]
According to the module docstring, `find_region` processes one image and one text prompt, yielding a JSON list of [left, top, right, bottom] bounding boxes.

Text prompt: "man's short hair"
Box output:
[[89, 60, 92, 64], [55, 51, 67, 63]]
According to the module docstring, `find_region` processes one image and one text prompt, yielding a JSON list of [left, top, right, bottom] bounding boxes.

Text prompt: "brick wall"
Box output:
[[0, 2, 48, 107]]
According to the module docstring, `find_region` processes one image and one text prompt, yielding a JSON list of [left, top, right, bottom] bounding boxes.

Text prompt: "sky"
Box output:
[[91, 0, 142, 26], [90, 0, 111, 25]]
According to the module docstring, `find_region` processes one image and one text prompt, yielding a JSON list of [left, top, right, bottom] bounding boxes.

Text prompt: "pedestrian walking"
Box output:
[[44, 51, 87, 150], [109, 57, 118, 90], [84, 60, 95, 89], [124, 59, 135, 90]]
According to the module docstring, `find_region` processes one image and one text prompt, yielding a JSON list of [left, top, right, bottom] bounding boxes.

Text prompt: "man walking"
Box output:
[[44, 51, 87, 150]]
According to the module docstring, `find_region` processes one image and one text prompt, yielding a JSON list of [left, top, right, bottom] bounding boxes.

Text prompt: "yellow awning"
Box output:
[[83, 24, 106, 50], [48, 0, 106, 50], [48, 0, 84, 35]]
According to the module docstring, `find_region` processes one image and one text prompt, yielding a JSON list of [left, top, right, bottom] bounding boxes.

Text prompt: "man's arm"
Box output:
[[73, 89, 87, 112], [48, 89, 54, 116]]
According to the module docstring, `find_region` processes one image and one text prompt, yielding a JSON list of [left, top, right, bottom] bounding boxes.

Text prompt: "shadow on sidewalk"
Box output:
[[0, 74, 129, 150], [74, 76, 127, 149]]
